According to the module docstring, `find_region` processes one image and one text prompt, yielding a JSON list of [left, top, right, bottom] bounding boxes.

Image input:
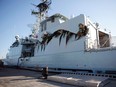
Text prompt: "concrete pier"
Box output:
[[0, 68, 116, 87], [48, 73, 116, 87], [0, 68, 76, 87]]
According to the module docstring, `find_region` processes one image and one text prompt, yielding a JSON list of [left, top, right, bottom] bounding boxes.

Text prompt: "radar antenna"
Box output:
[[29, 0, 52, 37], [32, 0, 52, 21]]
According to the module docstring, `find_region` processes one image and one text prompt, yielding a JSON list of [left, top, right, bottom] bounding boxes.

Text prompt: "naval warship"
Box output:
[[4, 0, 116, 75]]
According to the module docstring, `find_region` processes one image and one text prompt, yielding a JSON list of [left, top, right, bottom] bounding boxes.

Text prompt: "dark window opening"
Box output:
[[41, 22, 47, 31], [21, 44, 35, 58], [99, 31, 110, 48], [51, 17, 55, 22]]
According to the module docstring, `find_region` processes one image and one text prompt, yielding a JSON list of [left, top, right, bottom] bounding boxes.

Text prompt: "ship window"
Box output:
[[41, 23, 47, 31], [51, 17, 55, 22], [59, 19, 65, 23], [99, 31, 110, 48]]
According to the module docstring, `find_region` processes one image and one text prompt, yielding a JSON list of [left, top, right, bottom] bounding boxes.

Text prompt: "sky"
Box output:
[[0, 0, 116, 59]]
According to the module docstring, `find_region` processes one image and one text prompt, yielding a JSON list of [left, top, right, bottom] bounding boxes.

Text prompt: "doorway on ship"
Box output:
[[21, 43, 35, 58], [98, 31, 110, 48]]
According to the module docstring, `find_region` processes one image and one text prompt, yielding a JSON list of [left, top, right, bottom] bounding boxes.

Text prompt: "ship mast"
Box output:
[[31, 0, 52, 36]]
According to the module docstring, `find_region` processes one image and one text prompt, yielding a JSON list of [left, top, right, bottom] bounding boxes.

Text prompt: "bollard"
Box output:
[[0, 60, 4, 69], [42, 66, 48, 79]]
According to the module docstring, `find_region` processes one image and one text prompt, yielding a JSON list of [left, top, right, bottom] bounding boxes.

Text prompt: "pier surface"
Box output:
[[0, 68, 75, 87], [0, 68, 116, 87]]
